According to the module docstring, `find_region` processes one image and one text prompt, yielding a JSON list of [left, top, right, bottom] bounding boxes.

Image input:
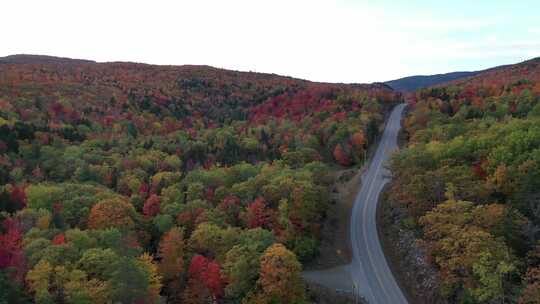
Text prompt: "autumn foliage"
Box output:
[[244, 197, 273, 229], [158, 227, 185, 283], [88, 198, 137, 230], [390, 57, 540, 302], [183, 255, 225, 303], [250, 243, 305, 303], [0, 219, 25, 280], [0, 55, 401, 303], [143, 194, 161, 217]]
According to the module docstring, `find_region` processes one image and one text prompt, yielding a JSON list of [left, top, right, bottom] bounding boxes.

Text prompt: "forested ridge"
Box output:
[[0, 55, 400, 303], [390, 57, 540, 303], [385, 71, 479, 92]]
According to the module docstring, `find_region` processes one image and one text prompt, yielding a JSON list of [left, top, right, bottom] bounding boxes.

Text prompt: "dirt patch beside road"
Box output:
[[306, 281, 354, 304], [306, 167, 365, 270], [302, 167, 368, 304]]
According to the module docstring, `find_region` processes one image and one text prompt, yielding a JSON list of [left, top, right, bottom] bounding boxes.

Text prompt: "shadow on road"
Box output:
[[302, 265, 353, 292]]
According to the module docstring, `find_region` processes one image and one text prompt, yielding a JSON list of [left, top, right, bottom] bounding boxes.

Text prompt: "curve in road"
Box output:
[[349, 103, 408, 304]]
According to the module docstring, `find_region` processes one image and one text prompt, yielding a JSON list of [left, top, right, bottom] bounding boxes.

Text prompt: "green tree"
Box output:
[[109, 257, 149, 304]]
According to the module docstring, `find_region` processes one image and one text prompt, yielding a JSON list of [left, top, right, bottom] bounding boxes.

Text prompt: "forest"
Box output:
[[389, 58, 540, 303], [0, 57, 400, 304]]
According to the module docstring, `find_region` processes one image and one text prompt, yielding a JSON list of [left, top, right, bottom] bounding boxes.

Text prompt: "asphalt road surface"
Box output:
[[349, 103, 408, 304]]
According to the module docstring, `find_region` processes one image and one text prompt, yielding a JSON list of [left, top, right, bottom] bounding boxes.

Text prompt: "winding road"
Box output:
[[349, 103, 408, 304], [303, 104, 408, 303]]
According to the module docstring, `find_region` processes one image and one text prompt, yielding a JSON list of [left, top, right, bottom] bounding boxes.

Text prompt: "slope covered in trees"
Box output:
[[0, 56, 400, 303], [389, 57, 540, 303], [0, 54, 96, 65], [385, 71, 479, 92], [384, 60, 519, 93]]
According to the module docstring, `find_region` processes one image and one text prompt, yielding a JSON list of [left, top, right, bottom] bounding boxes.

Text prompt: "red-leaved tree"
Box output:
[[183, 255, 225, 303], [143, 194, 161, 218], [52, 233, 66, 245], [333, 143, 352, 166], [0, 219, 26, 282], [244, 197, 272, 229], [10, 185, 27, 211]]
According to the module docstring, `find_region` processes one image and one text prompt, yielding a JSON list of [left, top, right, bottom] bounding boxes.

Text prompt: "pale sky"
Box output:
[[2, 0, 539, 83]]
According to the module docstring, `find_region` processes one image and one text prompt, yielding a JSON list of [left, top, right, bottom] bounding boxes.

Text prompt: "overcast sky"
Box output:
[[2, 0, 539, 83]]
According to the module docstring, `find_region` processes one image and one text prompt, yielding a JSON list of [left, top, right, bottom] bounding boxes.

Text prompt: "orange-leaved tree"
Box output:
[[158, 226, 185, 302], [87, 198, 137, 230], [251, 243, 305, 304]]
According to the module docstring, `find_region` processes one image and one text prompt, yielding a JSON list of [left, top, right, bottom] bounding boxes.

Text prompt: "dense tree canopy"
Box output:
[[0, 58, 399, 303], [390, 57, 540, 303]]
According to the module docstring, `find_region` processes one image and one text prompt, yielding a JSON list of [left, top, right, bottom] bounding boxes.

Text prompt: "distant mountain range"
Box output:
[[383, 59, 539, 92], [0, 54, 95, 65], [384, 71, 480, 92]]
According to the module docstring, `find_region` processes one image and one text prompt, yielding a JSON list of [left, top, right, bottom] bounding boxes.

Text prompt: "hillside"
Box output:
[[384, 59, 532, 93], [0, 56, 400, 303], [0, 54, 96, 65], [384, 71, 479, 92], [441, 57, 540, 88], [387, 57, 540, 303]]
